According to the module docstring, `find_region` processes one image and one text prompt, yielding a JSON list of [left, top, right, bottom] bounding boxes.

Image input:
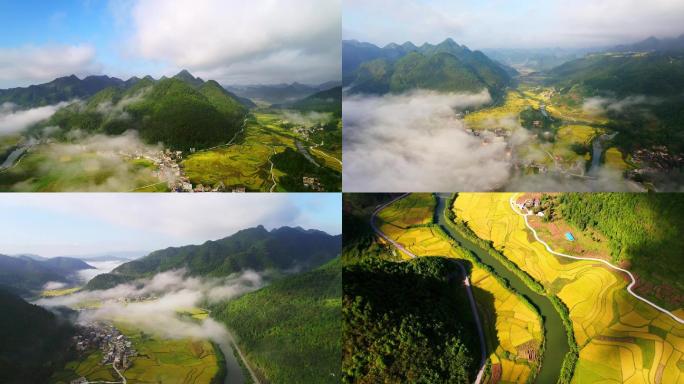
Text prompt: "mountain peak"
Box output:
[[173, 70, 204, 86]]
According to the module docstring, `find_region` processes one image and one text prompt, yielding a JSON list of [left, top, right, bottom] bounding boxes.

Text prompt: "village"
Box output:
[[69, 322, 136, 384]]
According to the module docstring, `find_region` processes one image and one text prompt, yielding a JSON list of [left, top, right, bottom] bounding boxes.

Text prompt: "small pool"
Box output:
[[565, 232, 575, 241]]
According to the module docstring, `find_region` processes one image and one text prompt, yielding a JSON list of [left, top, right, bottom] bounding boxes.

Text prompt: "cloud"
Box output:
[[0, 44, 100, 88], [125, 0, 340, 85], [344, 0, 684, 49], [582, 95, 662, 115], [43, 281, 67, 290], [343, 89, 512, 191], [0, 102, 70, 136], [281, 111, 333, 127], [77, 260, 128, 283], [38, 269, 265, 342], [505, 168, 640, 192]]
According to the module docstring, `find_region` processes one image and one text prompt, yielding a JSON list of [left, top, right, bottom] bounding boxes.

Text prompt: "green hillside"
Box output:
[[0, 288, 76, 384], [39, 75, 247, 151], [547, 193, 684, 308], [287, 86, 341, 116], [211, 257, 341, 384], [87, 226, 341, 290], [548, 51, 684, 97]]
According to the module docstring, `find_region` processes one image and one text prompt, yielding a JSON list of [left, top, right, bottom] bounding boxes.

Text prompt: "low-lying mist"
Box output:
[[281, 110, 333, 127], [38, 269, 265, 343], [343, 89, 511, 191], [0, 101, 71, 136]]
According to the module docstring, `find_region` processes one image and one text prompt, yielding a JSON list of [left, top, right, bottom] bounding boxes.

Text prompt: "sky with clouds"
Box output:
[[343, 0, 684, 49], [0, 193, 341, 257], [0, 0, 340, 88]]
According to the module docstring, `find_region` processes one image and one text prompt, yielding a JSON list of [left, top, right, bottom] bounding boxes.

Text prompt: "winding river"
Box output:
[[435, 194, 570, 384], [216, 337, 247, 384]]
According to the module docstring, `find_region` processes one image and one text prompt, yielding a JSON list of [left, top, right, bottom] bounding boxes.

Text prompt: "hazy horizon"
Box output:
[[343, 0, 684, 50]]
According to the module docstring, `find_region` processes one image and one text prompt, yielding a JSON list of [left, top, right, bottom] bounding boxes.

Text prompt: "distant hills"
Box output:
[[86, 226, 341, 290], [613, 34, 684, 53], [275, 86, 342, 116], [227, 81, 341, 104], [342, 38, 513, 97], [0, 254, 93, 296]]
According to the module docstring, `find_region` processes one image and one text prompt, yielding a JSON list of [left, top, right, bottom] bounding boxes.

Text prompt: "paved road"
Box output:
[[370, 194, 487, 384], [509, 195, 684, 325]]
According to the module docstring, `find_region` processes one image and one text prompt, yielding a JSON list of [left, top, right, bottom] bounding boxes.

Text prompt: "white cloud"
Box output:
[[38, 269, 265, 342], [0, 102, 70, 136], [125, 0, 341, 84], [0, 44, 100, 88], [343, 89, 512, 191], [0, 193, 327, 240]]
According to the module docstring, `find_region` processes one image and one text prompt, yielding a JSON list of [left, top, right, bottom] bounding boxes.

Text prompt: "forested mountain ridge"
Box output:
[[86, 226, 341, 290], [30, 71, 249, 151], [342, 39, 512, 97], [0, 288, 76, 384]]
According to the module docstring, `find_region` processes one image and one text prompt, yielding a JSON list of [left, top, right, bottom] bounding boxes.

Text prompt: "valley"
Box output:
[[342, 192, 684, 383], [0, 73, 341, 192]]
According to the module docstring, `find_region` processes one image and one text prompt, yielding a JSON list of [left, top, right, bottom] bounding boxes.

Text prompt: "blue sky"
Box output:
[[0, 0, 340, 88], [0, 193, 341, 257], [343, 0, 684, 49]]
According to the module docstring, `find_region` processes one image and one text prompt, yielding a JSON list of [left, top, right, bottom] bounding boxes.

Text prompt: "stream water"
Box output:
[[216, 335, 247, 384], [435, 194, 570, 383]]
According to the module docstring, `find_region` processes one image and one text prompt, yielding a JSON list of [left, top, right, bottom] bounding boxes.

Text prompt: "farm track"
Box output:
[[509, 195, 684, 324], [370, 194, 487, 384]]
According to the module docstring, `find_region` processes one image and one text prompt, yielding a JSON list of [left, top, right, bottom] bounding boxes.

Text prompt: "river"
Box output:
[[435, 194, 570, 384], [216, 336, 248, 384]]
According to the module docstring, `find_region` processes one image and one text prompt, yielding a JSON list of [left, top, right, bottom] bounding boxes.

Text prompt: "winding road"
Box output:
[[509, 195, 684, 324], [370, 194, 487, 384]]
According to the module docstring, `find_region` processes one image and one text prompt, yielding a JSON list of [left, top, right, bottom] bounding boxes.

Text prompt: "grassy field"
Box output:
[[51, 322, 221, 384], [377, 193, 544, 383], [454, 193, 684, 384]]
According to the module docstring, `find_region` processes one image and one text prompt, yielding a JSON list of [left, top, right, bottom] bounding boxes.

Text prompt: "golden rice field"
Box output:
[[454, 193, 684, 384], [604, 147, 631, 171], [377, 194, 544, 383], [464, 90, 531, 131]]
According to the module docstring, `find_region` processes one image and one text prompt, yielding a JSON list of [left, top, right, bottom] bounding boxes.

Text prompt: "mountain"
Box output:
[[613, 34, 684, 53], [547, 51, 684, 97], [0, 288, 76, 384], [35, 71, 248, 151], [0, 255, 93, 295], [278, 86, 342, 116], [211, 257, 341, 383], [342, 39, 512, 97], [226, 82, 333, 104], [86, 226, 341, 290], [0, 75, 126, 108]]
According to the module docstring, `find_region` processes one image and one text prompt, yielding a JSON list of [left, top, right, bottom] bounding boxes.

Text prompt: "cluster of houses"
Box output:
[[630, 146, 684, 170], [303, 176, 324, 191], [291, 123, 324, 141], [517, 197, 545, 217], [70, 323, 137, 383]]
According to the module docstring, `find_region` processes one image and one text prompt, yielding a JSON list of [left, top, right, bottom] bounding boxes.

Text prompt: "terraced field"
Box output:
[[376, 194, 544, 383], [454, 193, 684, 383]]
